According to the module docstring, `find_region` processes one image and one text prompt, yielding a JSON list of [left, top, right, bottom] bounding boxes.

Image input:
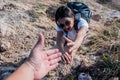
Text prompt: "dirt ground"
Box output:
[[0, 0, 120, 80]]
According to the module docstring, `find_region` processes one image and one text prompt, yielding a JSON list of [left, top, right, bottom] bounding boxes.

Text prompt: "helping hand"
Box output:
[[63, 36, 79, 54], [60, 36, 79, 64], [27, 33, 62, 80]]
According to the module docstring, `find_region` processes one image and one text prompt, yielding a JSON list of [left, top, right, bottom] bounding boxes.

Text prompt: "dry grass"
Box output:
[[65, 21, 120, 80], [86, 22, 120, 80], [26, 3, 48, 22], [97, 0, 112, 4]]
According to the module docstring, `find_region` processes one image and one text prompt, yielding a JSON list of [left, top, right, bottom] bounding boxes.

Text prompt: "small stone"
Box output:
[[46, 6, 58, 20], [0, 40, 11, 52], [104, 20, 114, 26], [78, 73, 92, 80], [2, 3, 17, 11], [0, 72, 11, 80], [92, 14, 102, 21], [109, 77, 119, 80], [48, 71, 56, 77]]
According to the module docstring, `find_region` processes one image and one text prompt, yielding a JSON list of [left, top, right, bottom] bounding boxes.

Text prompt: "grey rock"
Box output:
[[92, 14, 102, 21], [78, 73, 92, 80], [0, 72, 11, 80]]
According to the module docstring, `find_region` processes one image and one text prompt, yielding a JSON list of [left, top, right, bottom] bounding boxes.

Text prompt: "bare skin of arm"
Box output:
[[7, 33, 62, 80], [57, 26, 88, 63], [72, 25, 88, 53], [6, 61, 34, 80], [64, 26, 88, 56], [57, 31, 72, 63]]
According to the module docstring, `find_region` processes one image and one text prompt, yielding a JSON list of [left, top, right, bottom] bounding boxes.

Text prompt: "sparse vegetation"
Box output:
[[60, 0, 71, 3], [86, 22, 120, 80], [2, 3, 17, 10], [56, 21, 120, 80], [97, 0, 112, 4], [60, 0, 81, 3], [27, 10, 40, 22], [64, 74, 75, 80], [90, 53, 120, 80], [33, 4, 47, 10], [27, 10, 39, 18], [46, 5, 59, 20], [0, 0, 120, 80], [27, 4, 48, 22]]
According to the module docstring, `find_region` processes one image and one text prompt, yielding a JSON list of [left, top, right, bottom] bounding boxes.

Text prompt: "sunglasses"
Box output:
[[57, 20, 71, 28]]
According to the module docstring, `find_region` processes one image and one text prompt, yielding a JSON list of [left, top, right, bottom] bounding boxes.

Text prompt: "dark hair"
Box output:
[[55, 6, 74, 23]]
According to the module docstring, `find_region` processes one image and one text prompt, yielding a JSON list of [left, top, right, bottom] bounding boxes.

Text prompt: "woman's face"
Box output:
[[57, 17, 74, 31]]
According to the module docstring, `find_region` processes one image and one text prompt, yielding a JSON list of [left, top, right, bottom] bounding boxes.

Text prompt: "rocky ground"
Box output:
[[0, 0, 120, 80]]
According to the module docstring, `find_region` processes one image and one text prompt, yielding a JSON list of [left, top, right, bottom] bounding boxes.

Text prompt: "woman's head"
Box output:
[[55, 6, 75, 31]]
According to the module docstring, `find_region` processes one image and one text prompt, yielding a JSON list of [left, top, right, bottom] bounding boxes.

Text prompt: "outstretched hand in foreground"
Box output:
[[7, 33, 62, 80]]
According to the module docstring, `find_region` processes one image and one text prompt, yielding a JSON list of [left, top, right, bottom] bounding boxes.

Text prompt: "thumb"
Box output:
[[63, 36, 72, 42], [35, 33, 44, 50]]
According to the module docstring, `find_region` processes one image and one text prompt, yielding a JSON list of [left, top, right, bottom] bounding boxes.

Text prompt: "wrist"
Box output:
[[24, 61, 35, 79], [25, 61, 35, 71], [26, 59, 41, 80], [7, 61, 35, 80]]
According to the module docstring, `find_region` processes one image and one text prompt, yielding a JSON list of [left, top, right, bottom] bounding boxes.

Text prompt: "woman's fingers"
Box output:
[[64, 54, 70, 63], [61, 55, 66, 63], [67, 42, 74, 47], [61, 53, 72, 63], [69, 46, 76, 53], [65, 53, 72, 63]]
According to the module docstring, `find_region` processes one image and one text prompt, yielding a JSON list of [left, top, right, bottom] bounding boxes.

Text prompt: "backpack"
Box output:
[[67, 2, 92, 31]]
